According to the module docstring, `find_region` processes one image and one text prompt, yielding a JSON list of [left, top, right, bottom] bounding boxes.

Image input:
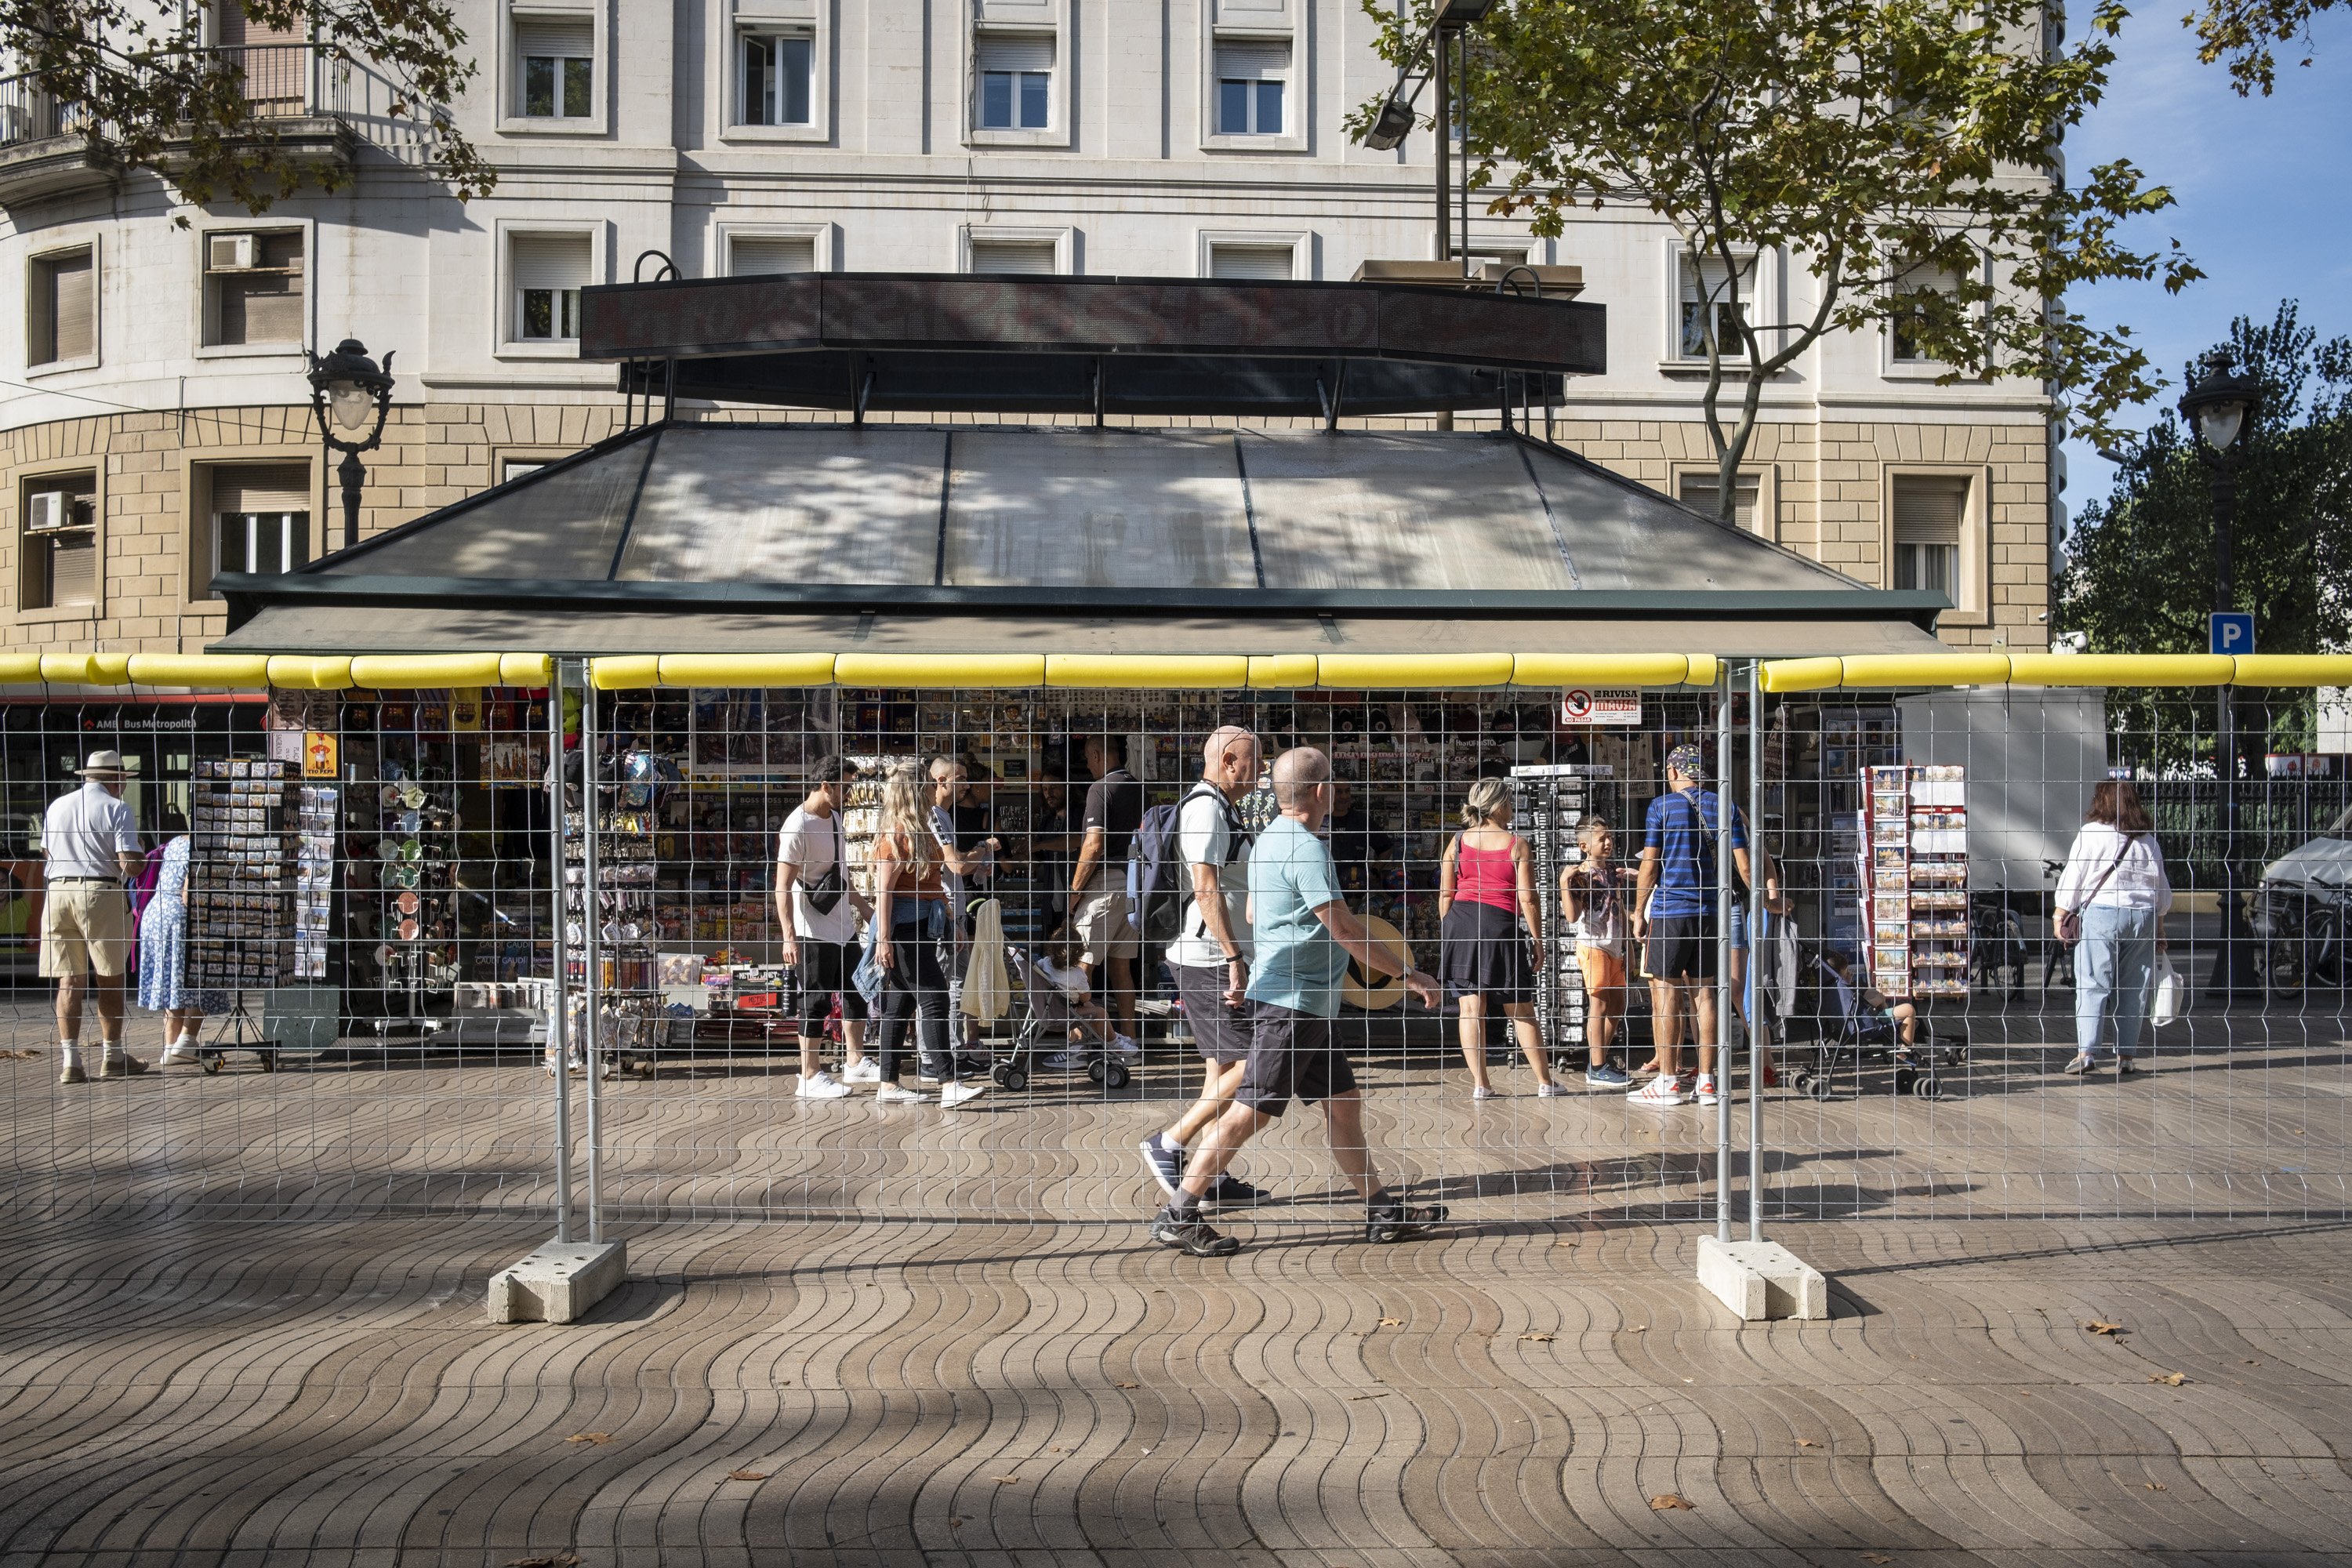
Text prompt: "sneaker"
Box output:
[[160, 1040, 202, 1066], [1139, 1134, 1185, 1197], [1204, 1172, 1266, 1206], [843, 1058, 881, 1083], [1472, 1083, 1498, 1100], [2117, 1056, 2139, 1076], [1364, 1200, 1447, 1243], [1150, 1207, 1240, 1257], [1110, 1033, 1142, 1058], [56, 1055, 86, 1086], [98, 1054, 150, 1079], [1695, 1074, 1719, 1106], [1537, 1080, 1570, 1098], [1584, 1063, 1631, 1089], [874, 1083, 930, 1105], [2062, 1053, 2097, 1076], [1627, 1075, 1689, 1107], [1042, 1048, 1098, 1071], [938, 1080, 990, 1108], [796, 1070, 851, 1100]]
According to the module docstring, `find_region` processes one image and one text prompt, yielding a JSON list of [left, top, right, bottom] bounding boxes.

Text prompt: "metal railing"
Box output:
[[0, 45, 339, 150]]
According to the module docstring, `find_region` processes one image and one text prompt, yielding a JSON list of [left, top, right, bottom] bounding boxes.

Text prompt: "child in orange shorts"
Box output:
[[1560, 815, 1632, 1088]]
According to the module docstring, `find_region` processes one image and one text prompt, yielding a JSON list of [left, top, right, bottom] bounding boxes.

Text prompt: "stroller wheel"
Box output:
[[1004, 1065, 1029, 1092], [200, 1053, 223, 1076], [1893, 1066, 1917, 1096], [1102, 1059, 1131, 1091], [1806, 1072, 1835, 1102], [1087, 1057, 1106, 1083], [1912, 1073, 1940, 1100], [256, 1052, 276, 1074]]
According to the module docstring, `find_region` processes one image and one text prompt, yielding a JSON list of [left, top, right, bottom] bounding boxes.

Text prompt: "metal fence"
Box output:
[[2, 669, 2346, 1234]]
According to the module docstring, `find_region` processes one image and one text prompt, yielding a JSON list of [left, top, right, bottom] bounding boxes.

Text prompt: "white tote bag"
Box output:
[[2151, 955, 2186, 1027]]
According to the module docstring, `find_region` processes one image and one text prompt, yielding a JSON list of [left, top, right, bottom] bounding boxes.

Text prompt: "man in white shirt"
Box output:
[[775, 756, 873, 1099], [1138, 725, 1267, 1205], [42, 750, 146, 1084]]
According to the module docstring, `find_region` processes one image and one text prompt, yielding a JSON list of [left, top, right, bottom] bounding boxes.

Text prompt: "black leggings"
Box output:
[[876, 924, 955, 1083]]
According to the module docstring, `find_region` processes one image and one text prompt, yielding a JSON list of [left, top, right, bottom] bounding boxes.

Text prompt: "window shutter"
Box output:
[[1677, 471, 1760, 532], [973, 31, 1054, 71], [731, 234, 817, 275], [212, 465, 311, 515], [216, 1, 307, 48], [1891, 475, 1968, 543], [49, 252, 94, 362], [514, 16, 594, 58], [1212, 38, 1290, 78], [968, 239, 1058, 275], [511, 233, 593, 292], [1682, 252, 1744, 305], [1209, 244, 1295, 281], [48, 534, 96, 608]]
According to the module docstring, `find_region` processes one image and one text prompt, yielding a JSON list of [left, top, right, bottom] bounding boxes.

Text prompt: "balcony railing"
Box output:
[[0, 45, 342, 151]]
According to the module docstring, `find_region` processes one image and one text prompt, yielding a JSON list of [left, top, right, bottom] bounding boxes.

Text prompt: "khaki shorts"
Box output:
[[1073, 888, 1138, 962], [40, 882, 130, 978]]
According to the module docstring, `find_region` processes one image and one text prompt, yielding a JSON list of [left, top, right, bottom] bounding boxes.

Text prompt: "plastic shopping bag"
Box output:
[[2151, 955, 2186, 1027]]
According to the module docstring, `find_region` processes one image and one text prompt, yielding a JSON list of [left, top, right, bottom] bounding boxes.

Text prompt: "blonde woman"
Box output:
[[871, 762, 986, 1107], [1437, 778, 1561, 1097]]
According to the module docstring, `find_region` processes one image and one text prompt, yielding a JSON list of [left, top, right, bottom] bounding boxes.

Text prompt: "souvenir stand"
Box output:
[[1508, 763, 1616, 1070], [185, 756, 299, 1069]]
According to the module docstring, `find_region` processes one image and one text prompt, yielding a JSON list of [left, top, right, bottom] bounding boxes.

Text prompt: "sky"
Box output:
[[2059, 5, 2352, 518]]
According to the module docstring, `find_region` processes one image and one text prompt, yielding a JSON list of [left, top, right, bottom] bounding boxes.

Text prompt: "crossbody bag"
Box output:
[[802, 811, 848, 916], [2055, 834, 2138, 946]]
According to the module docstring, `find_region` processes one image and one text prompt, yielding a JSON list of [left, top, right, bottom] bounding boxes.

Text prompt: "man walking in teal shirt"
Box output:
[[1150, 746, 1445, 1258]]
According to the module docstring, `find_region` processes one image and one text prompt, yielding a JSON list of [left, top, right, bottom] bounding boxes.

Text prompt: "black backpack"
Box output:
[[1127, 781, 1241, 946]]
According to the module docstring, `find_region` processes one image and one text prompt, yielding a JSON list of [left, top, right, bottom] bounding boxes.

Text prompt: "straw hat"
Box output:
[[76, 749, 127, 779]]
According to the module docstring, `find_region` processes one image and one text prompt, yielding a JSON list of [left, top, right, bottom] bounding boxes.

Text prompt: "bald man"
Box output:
[[1150, 746, 1445, 1258], [1139, 725, 1268, 1206]]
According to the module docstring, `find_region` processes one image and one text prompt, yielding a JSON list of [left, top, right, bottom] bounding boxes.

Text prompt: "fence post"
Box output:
[[579, 666, 605, 1244], [547, 658, 574, 1245], [1748, 658, 1766, 1243], [1716, 665, 1735, 1243]]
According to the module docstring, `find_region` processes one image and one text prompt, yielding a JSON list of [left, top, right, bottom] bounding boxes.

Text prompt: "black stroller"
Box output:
[[1789, 947, 1966, 1102], [988, 945, 1128, 1091]]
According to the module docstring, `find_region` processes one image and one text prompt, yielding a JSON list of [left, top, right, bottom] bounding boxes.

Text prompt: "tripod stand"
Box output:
[[198, 990, 277, 1074]]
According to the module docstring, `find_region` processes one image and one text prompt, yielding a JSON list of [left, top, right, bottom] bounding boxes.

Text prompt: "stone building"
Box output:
[[1, 0, 2055, 659]]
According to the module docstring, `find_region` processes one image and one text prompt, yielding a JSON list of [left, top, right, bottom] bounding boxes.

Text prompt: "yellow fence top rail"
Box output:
[[1758, 653, 2352, 691]]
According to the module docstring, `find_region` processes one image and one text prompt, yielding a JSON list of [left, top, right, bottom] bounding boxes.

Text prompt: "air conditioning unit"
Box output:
[[207, 233, 255, 271], [26, 491, 69, 532]]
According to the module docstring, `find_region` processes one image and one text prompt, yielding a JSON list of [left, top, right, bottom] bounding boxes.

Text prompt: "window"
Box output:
[[20, 474, 97, 612], [27, 247, 94, 367], [207, 465, 310, 593], [1891, 263, 1962, 364], [1891, 474, 1968, 594], [739, 30, 812, 125], [729, 234, 817, 275], [510, 233, 591, 343], [1214, 39, 1287, 135], [1679, 252, 1748, 359], [515, 15, 593, 119], [1678, 470, 1762, 531], [1208, 242, 1295, 281], [967, 238, 1058, 275], [975, 33, 1052, 129], [202, 230, 303, 347], [502, 459, 549, 483]]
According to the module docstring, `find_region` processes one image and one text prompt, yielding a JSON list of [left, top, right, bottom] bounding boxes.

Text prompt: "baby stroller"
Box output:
[[1790, 947, 1965, 1102], [995, 946, 1130, 1092]]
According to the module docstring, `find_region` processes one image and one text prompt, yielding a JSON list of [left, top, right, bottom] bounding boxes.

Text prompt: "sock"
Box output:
[[59, 1040, 79, 1058], [1163, 1131, 1190, 1152], [100, 1040, 125, 1060], [1167, 1189, 1203, 1218]]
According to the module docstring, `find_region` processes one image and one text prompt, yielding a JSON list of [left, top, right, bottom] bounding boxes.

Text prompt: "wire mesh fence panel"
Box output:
[[1, 677, 2345, 1228]]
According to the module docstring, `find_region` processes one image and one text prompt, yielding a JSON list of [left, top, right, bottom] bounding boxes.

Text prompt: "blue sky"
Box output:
[[2060, 6, 2352, 516]]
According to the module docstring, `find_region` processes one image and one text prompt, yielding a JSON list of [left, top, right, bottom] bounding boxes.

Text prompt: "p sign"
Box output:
[[1561, 688, 1642, 724], [2210, 612, 2256, 657]]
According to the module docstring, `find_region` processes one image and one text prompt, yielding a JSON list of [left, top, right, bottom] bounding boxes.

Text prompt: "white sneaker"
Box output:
[[1472, 1084, 1498, 1100], [160, 1040, 202, 1066], [797, 1070, 851, 1100], [1537, 1081, 1570, 1098], [1695, 1074, 1719, 1106], [1043, 1048, 1097, 1071], [938, 1080, 990, 1109], [873, 1083, 930, 1105], [1627, 1075, 1689, 1107], [843, 1058, 881, 1083], [1110, 1033, 1142, 1058]]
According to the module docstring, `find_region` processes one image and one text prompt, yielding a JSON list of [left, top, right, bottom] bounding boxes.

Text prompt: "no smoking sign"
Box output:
[[1560, 688, 1642, 725]]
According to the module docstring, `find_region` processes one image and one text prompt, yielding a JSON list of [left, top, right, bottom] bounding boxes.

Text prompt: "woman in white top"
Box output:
[[2053, 780, 2172, 1076]]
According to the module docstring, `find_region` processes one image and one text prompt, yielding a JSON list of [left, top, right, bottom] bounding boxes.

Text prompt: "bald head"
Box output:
[[1272, 746, 1333, 810], [1200, 724, 1260, 798]]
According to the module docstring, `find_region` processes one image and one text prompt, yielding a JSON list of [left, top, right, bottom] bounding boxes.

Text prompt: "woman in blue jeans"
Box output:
[[2053, 780, 2172, 1076], [870, 762, 989, 1109]]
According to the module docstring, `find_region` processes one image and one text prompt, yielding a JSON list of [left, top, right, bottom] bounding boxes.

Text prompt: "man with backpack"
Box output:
[[1138, 725, 1269, 1206], [1629, 742, 1752, 1109]]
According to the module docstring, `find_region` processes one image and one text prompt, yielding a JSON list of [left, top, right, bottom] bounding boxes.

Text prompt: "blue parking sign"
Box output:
[[2210, 612, 2256, 655]]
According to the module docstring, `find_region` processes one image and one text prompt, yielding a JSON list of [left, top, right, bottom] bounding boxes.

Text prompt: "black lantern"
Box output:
[[306, 337, 396, 554]]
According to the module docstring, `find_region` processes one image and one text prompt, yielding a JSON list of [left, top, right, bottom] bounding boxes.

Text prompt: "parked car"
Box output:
[[2256, 805, 2352, 992]]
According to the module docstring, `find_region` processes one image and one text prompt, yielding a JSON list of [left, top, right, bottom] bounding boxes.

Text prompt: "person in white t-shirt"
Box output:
[[42, 750, 146, 1083], [1137, 725, 1269, 1206], [776, 755, 873, 1099]]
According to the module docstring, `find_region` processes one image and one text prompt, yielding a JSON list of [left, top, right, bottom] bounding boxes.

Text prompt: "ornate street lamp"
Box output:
[[2179, 362, 2262, 1000], [306, 338, 396, 554]]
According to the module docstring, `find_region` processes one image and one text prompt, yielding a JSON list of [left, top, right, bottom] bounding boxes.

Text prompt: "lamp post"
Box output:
[[306, 338, 396, 554], [2178, 363, 2262, 1000], [1356, 0, 1491, 270]]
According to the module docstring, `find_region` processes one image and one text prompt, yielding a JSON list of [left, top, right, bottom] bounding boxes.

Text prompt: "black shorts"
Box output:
[[1236, 1002, 1357, 1117], [1642, 914, 1718, 981], [793, 938, 872, 1034], [1171, 961, 1250, 1064]]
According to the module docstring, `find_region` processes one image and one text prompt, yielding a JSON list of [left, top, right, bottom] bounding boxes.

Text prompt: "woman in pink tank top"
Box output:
[[1437, 778, 1559, 1097]]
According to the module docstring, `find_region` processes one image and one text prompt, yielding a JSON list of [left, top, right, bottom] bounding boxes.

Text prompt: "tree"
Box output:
[[1, 0, 492, 212], [2189, 0, 2342, 94], [2055, 302, 2352, 754], [1353, 0, 2198, 524]]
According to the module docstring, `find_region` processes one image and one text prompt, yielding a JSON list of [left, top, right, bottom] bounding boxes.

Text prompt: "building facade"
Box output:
[[0, 0, 2056, 659]]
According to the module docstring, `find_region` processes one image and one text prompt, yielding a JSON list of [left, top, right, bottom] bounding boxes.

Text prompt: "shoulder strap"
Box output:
[[2082, 832, 2139, 902]]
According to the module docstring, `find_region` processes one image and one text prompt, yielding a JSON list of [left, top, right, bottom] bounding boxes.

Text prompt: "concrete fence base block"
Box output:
[[1697, 1236, 1830, 1321], [488, 1240, 628, 1324]]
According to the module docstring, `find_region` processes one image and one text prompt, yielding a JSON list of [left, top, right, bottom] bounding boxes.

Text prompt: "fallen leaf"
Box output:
[[1863, 1555, 1893, 1565], [1116, 1381, 1138, 1390], [1377, 1317, 1404, 1327], [2151, 1372, 2190, 1386], [992, 1475, 1019, 1484], [1796, 1439, 1820, 1448], [1628, 1324, 1648, 1333], [1051, 1445, 1069, 1452], [726, 1469, 767, 1481], [948, 1516, 967, 1529], [2083, 1320, 2125, 1335], [2146, 1482, 2168, 1491], [1519, 1333, 1555, 1342], [1650, 1493, 1694, 1511], [1555, 1236, 1577, 1246], [564, 1432, 612, 1445], [2244, 1359, 2262, 1366]]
